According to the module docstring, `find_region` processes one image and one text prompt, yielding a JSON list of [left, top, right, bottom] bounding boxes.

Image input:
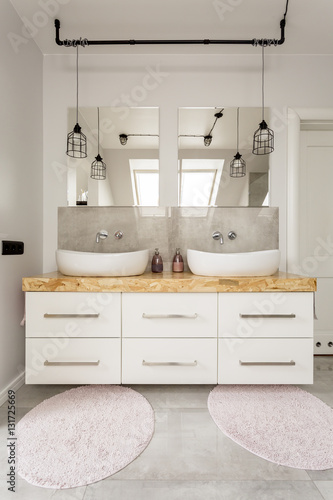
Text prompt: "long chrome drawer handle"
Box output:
[[44, 313, 100, 318], [239, 313, 296, 319], [142, 313, 198, 319], [239, 360, 296, 366], [142, 360, 197, 366], [44, 360, 100, 366]]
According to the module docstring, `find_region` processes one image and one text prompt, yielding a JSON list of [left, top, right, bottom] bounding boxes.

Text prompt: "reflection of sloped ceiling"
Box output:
[[10, 0, 333, 55], [78, 107, 159, 150], [179, 107, 264, 150], [74, 106, 267, 151]]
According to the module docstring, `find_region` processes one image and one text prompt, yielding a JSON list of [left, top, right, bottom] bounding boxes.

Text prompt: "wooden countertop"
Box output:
[[22, 271, 316, 293]]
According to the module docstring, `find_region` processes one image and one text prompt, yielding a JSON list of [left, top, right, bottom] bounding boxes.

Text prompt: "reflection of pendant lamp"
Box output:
[[119, 133, 158, 146], [119, 134, 128, 145], [204, 109, 223, 147], [230, 107, 246, 178], [90, 107, 106, 180], [253, 43, 274, 155], [66, 44, 87, 158], [178, 108, 224, 147]]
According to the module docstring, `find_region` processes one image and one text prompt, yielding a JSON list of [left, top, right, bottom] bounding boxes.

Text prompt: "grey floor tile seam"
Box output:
[[96, 477, 317, 482], [52, 486, 87, 499], [312, 482, 328, 500], [313, 481, 333, 500], [82, 479, 326, 500]]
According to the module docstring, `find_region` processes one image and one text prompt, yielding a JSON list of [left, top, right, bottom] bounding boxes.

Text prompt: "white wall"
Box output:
[[43, 52, 333, 272], [0, 2, 43, 398]]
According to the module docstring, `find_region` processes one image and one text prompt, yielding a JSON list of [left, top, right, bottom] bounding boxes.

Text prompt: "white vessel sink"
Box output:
[[56, 249, 149, 277], [187, 249, 280, 277]]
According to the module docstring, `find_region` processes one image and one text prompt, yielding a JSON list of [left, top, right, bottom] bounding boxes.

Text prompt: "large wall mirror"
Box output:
[[67, 107, 159, 206], [178, 107, 270, 207], [67, 106, 269, 207]]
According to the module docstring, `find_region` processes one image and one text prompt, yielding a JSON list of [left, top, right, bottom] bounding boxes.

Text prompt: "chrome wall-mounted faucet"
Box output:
[[96, 230, 108, 243], [212, 231, 224, 245]]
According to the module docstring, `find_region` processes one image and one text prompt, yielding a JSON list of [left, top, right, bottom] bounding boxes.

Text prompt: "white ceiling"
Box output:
[[10, 0, 333, 55]]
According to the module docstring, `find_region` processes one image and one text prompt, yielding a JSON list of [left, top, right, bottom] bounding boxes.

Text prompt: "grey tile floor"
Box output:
[[1, 357, 333, 500]]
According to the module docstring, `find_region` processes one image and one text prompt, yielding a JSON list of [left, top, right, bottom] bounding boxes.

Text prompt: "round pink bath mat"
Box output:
[[17, 385, 154, 488], [208, 384, 333, 470]]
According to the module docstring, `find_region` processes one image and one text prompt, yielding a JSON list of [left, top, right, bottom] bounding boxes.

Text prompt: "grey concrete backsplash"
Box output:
[[58, 207, 279, 272]]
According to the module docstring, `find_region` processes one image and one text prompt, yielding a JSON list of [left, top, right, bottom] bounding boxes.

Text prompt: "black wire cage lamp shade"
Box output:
[[230, 107, 246, 178], [91, 153, 106, 180], [119, 134, 128, 145], [252, 44, 274, 155], [67, 123, 87, 158], [66, 44, 87, 158], [203, 135, 213, 147], [90, 107, 106, 180], [230, 152, 246, 177], [253, 119, 274, 155]]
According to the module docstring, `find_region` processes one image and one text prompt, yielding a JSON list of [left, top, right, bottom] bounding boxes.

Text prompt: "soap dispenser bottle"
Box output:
[[172, 248, 184, 273], [151, 248, 163, 273]]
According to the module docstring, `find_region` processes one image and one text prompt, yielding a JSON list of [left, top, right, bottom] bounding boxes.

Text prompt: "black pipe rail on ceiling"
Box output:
[[54, 1, 288, 48]]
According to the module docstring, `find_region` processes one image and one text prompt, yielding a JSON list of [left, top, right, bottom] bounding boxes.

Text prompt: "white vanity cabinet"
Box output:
[[121, 293, 218, 384], [25, 292, 121, 384], [218, 292, 314, 384], [24, 287, 314, 385]]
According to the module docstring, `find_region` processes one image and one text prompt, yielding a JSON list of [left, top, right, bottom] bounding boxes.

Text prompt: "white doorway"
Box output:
[[288, 108, 333, 354]]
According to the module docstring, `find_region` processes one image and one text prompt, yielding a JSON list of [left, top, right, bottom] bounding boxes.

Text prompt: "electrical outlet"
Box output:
[[314, 333, 333, 355], [2, 240, 24, 255]]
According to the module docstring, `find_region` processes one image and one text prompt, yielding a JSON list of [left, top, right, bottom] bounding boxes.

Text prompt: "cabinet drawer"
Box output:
[[122, 338, 217, 384], [219, 292, 313, 338], [26, 292, 121, 338], [26, 338, 121, 384], [218, 338, 313, 384], [122, 293, 217, 338]]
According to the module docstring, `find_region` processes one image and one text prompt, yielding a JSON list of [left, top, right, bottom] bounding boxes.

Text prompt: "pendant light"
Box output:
[[66, 43, 87, 158], [230, 107, 246, 178], [178, 108, 224, 147], [90, 107, 106, 180], [119, 134, 128, 146], [203, 135, 213, 147], [203, 109, 223, 147], [118, 133, 159, 146], [252, 43, 274, 155]]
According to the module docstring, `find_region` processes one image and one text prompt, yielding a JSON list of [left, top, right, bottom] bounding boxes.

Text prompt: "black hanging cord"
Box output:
[[126, 134, 158, 138], [76, 44, 79, 125], [284, 0, 289, 20], [236, 107, 239, 151], [54, 1, 288, 48], [207, 109, 224, 136], [97, 107, 100, 155], [261, 44, 265, 122]]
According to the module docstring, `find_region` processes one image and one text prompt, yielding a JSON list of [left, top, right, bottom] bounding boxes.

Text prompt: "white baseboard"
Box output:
[[0, 371, 25, 407]]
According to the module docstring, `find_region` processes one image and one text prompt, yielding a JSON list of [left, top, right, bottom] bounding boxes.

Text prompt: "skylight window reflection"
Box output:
[[130, 159, 159, 206], [179, 159, 224, 206], [135, 171, 159, 206]]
